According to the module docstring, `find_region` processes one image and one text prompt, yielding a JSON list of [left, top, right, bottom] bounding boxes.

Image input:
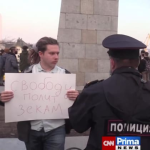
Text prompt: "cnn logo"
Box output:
[[103, 141, 114, 146], [102, 137, 116, 150]]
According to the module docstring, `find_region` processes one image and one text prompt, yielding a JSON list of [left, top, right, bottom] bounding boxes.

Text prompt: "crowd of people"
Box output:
[[0, 44, 150, 87], [0, 46, 30, 86]]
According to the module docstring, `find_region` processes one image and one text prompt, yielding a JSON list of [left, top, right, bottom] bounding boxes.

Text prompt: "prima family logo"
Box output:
[[102, 136, 141, 150]]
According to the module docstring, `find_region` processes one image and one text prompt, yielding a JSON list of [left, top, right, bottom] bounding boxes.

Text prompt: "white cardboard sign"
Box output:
[[5, 73, 76, 123]]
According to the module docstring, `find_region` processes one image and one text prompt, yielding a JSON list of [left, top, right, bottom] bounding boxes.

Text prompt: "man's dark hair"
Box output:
[[10, 47, 16, 50], [36, 37, 59, 53], [28, 37, 59, 65], [145, 52, 149, 57], [1, 49, 4, 54], [22, 46, 28, 50], [9, 47, 16, 53], [0, 49, 4, 55], [112, 57, 140, 69], [141, 50, 145, 54]]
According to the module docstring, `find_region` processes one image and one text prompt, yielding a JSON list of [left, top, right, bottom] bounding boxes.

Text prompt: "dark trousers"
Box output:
[[25, 125, 65, 150]]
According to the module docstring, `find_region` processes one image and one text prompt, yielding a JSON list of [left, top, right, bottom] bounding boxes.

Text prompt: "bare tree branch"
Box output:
[[0, 38, 16, 44]]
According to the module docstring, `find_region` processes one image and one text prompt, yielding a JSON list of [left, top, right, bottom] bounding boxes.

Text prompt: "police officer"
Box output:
[[69, 34, 150, 150]]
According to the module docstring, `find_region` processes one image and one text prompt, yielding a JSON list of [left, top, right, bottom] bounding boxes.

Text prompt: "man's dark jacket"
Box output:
[[138, 57, 146, 73], [19, 50, 30, 72], [0, 55, 4, 78], [4, 52, 18, 73]]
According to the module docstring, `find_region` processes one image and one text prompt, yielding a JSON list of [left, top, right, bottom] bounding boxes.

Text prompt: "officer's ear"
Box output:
[[110, 58, 116, 71]]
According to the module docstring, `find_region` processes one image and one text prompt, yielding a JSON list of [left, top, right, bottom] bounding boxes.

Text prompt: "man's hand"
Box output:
[[0, 91, 14, 102], [66, 90, 79, 101]]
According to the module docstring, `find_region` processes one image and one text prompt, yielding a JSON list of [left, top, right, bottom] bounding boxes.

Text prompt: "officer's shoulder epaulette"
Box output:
[[84, 80, 104, 88]]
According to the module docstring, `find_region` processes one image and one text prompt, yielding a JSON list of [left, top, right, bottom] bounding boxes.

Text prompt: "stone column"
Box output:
[[58, 0, 119, 90]]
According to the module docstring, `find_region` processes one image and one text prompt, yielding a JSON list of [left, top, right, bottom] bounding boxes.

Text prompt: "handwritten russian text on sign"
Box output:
[[5, 73, 76, 123]]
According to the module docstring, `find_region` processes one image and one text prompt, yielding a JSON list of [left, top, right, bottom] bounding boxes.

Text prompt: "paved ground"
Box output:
[[0, 136, 89, 150]]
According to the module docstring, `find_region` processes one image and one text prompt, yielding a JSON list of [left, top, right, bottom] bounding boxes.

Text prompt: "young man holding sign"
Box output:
[[0, 37, 79, 150]]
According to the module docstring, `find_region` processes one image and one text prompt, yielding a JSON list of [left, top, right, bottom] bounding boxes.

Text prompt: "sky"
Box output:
[[0, 0, 61, 43], [0, 0, 150, 47], [118, 0, 150, 48]]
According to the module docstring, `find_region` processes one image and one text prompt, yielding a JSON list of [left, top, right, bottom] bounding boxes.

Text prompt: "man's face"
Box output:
[[13, 48, 18, 54], [39, 45, 59, 69], [141, 53, 145, 58]]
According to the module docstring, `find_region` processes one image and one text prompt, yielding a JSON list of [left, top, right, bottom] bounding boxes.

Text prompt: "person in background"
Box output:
[[138, 50, 147, 81], [0, 50, 4, 86], [19, 46, 30, 72], [144, 52, 150, 81], [4, 47, 19, 73], [1, 49, 10, 83], [2, 48, 9, 61], [1, 48, 9, 64]]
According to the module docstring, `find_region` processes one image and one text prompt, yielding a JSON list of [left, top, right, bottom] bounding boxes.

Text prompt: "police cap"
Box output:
[[102, 34, 146, 59]]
